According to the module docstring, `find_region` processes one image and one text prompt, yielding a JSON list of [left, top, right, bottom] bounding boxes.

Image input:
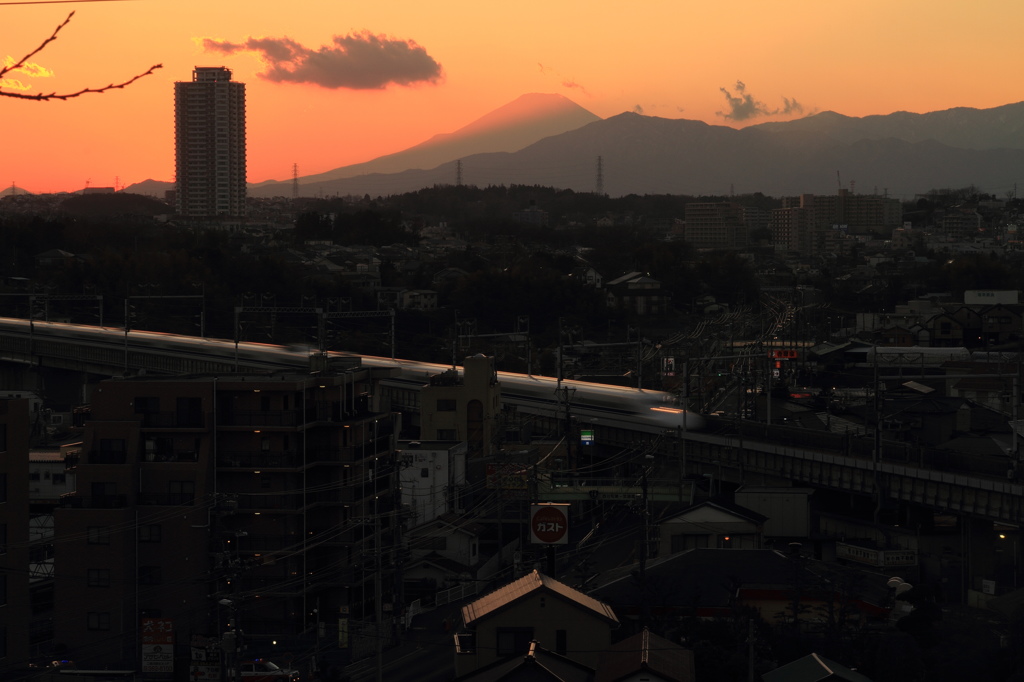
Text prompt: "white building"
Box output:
[[398, 440, 467, 525]]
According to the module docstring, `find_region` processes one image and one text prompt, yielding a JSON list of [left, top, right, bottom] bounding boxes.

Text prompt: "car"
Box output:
[[237, 659, 300, 682]]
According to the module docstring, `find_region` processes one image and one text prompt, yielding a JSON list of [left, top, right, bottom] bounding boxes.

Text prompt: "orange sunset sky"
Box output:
[[2, 0, 1022, 195]]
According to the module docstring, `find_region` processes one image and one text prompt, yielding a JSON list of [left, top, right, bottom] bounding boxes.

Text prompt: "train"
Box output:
[[0, 316, 706, 434]]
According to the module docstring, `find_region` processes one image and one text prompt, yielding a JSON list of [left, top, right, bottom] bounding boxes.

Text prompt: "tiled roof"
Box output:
[[596, 629, 695, 682], [462, 570, 618, 626]]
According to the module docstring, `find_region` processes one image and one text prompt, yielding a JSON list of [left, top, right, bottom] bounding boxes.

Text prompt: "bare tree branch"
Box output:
[[1, 10, 162, 101]]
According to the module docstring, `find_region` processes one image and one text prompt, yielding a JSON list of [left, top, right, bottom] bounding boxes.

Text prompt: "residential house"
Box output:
[[605, 273, 670, 316], [595, 628, 695, 682], [455, 570, 619, 677], [656, 500, 767, 556], [762, 653, 873, 682], [591, 549, 892, 637], [455, 640, 595, 682]]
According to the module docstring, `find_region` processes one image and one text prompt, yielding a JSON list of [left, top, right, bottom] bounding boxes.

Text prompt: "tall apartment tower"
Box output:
[[174, 66, 246, 219]]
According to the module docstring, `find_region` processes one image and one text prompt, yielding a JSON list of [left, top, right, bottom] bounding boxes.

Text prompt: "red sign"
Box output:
[[769, 350, 798, 359], [531, 504, 569, 545]]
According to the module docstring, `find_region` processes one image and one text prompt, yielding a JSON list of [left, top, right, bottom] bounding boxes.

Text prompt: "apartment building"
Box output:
[[51, 369, 398, 670], [174, 66, 247, 219]]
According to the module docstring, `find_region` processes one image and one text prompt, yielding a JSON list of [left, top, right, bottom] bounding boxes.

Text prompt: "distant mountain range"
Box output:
[[118, 98, 1024, 200]]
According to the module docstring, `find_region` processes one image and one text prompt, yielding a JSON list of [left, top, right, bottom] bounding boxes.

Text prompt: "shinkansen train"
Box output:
[[0, 317, 705, 434]]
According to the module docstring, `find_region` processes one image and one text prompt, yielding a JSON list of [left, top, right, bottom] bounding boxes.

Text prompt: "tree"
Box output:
[[1, 11, 161, 101]]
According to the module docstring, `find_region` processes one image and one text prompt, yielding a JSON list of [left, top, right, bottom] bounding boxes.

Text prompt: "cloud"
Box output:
[[1, 56, 54, 92], [562, 79, 589, 96], [781, 96, 804, 115], [539, 62, 590, 97], [201, 32, 442, 90], [716, 81, 804, 121]]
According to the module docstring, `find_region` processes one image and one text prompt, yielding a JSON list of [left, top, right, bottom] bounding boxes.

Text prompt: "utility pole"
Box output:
[[375, 511, 383, 682]]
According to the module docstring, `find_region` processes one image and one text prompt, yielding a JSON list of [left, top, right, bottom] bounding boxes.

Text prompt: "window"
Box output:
[[139, 566, 162, 585], [436, 429, 456, 440], [87, 526, 111, 545], [87, 569, 110, 587], [87, 612, 111, 630], [0, 575, 6, 606], [29, 472, 40, 481], [134, 396, 159, 414], [138, 525, 162, 543], [0, 473, 5, 503], [52, 473, 66, 485], [0, 524, 7, 554], [176, 397, 203, 427], [496, 628, 533, 657], [436, 399, 456, 412], [95, 439, 126, 464], [420, 468, 430, 478], [555, 630, 567, 656], [168, 481, 195, 505]]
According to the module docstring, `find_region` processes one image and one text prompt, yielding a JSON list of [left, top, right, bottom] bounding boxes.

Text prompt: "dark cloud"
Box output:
[[202, 32, 442, 90], [781, 96, 804, 115], [716, 81, 804, 121], [562, 79, 589, 96]]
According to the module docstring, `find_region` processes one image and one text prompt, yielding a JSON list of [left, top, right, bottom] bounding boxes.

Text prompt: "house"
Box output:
[[762, 652, 873, 682], [605, 272, 671, 316], [656, 500, 767, 556], [590, 549, 892, 637], [35, 249, 77, 267], [405, 512, 485, 599], [455, 570, 619, 677], [595, 628, 695, 682], [455, 640, 595, 682]]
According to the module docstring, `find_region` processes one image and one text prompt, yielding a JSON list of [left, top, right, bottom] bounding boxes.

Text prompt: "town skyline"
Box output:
[[3, 0, 1023, 195]]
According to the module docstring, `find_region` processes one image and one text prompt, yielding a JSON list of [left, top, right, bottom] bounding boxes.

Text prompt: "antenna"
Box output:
[[456, 160, 463, 187], [836, 170, 841, 190], [596, 156, 604, 196], [292, 163, 299, 199]]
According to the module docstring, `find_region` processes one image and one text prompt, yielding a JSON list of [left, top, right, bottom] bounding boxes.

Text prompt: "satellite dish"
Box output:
[[887, 577, 905, 589], [895, 583, 913, 596]]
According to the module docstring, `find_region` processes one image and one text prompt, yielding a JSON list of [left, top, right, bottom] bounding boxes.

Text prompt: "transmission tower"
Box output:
[[292, 163, 299, 199], [456, 160, 463, 187], [596, 156, 604, 196]]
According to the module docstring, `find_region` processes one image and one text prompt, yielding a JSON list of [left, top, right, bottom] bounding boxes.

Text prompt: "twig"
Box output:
[[0, 11, 162, 100]]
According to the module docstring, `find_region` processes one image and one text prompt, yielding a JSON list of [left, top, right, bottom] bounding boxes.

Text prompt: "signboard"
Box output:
[[580, 429, 594, 445], [486, 463, 529, 490], [141, 618, 174, 674], [837, 542, 918, 568], [769, 350, 798, 359], [662, 356, 676, 377], [530, 503, 569, 545], [190, 635, 219, 681]]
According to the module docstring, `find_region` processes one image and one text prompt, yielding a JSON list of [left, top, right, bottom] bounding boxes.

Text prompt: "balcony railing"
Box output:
[[137, 493, 196, 506], [219, 410, 302, 427], [217, 451, 303, 468], [88, 450, 127, 465], [140, 411, 205, 428], [59, 493, 127, 509]]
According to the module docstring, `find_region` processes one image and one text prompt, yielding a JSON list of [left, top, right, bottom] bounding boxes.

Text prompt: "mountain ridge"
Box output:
[[119, 99, 1024, 200]]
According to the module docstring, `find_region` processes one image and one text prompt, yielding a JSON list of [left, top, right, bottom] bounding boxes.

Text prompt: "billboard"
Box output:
[[530, 503, 569, 545]]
